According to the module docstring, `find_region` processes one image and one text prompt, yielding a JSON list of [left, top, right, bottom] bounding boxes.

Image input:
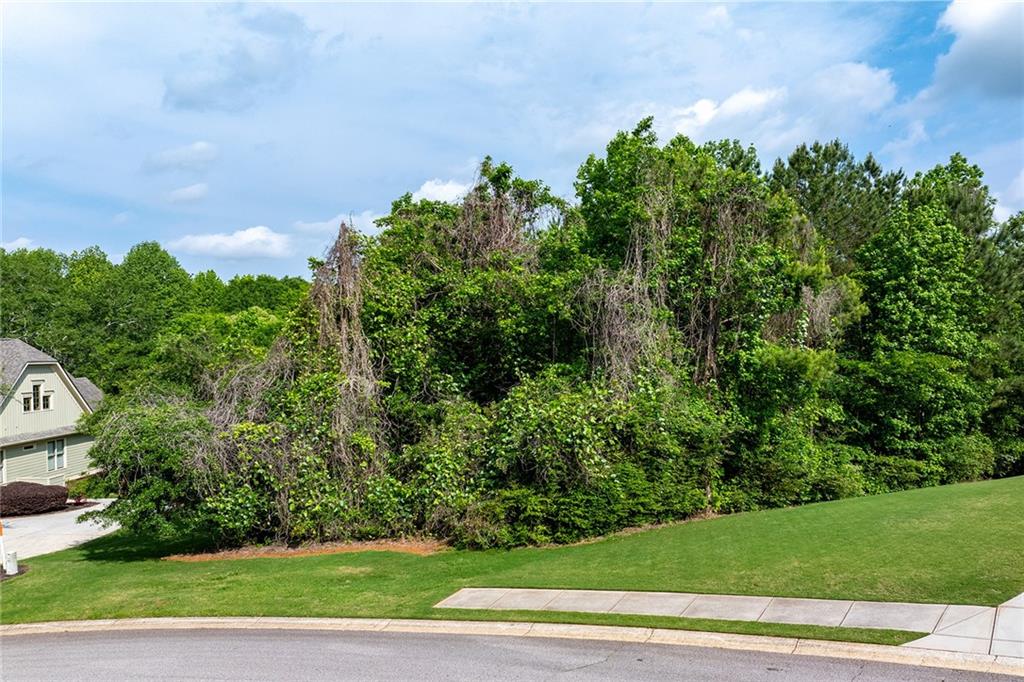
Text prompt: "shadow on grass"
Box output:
[[78, 530, 215, 562]]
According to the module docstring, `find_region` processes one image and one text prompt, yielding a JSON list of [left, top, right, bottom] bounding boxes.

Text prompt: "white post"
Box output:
[[3, 552, 17, 576]]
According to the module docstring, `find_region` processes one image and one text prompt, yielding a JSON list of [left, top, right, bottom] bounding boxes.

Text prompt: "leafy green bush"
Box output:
[[938, 434, 996, 483], [836, 351, 989, 489], [65, 473, 116, 500], [82, 388, 215, 536]]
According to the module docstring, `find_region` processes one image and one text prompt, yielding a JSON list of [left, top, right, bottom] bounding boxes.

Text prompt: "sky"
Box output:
[[2, 1, 1022, 278]]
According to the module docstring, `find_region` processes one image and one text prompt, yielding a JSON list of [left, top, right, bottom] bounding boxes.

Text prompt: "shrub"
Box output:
[[66, 473, 115, 501], [994, 439, 1024, 478], [0, 482, 68, 516], [836, 351, 988, 481], [938, 434, 996, 483], [806, 444, 867, 500], [81, 388, 215, 536]]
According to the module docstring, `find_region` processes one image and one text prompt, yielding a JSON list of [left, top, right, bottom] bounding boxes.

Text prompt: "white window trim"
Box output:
[[20, 381, 54, 412], [47, 439, 66, 472]]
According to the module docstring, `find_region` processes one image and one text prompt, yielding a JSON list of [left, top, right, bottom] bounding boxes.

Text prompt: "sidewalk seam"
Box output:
[[756, 597, 774, 622], [934, 604, 950, 634]]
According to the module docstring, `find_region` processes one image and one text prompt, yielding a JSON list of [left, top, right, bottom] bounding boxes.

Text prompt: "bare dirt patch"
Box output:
[[165, 538, 447, 562]]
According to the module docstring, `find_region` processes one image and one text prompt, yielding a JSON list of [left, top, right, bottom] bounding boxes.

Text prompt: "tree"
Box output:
[[219, 274, 307, 314], [851, 204, 983, 360], [192, 270, 226, 311], [46, 246, 117, 377], [100, 242, 193, 391], [979, 212, 1024, 475], [905, 153, 995, 246], [770, 140, 903, 273], [0, 247, 63, 349]]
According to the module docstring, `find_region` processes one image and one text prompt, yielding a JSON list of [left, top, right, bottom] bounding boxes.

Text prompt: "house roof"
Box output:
[[0, 338, 57, 388], [0, 424, 78, 448], [72, 377, 104, 411], [0, 338, 104, 410]]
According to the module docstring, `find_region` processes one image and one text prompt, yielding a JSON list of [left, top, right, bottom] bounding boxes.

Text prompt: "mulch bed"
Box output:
[[165, 538, 448, 563]]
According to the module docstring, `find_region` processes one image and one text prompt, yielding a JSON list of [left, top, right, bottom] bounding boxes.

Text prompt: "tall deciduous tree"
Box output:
[[851, 204, 984, 360]]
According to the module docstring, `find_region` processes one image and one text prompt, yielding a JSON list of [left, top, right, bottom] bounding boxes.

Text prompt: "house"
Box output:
[[0, 339, 103, 485]]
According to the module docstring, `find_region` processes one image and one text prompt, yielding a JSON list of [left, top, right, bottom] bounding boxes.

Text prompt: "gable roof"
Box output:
[[0, 338, 103, 412], [0, 338, 58, 387]]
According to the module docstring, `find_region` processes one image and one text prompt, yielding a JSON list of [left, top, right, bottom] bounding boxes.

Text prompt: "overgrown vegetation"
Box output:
[[4, 121, 1022, 548]]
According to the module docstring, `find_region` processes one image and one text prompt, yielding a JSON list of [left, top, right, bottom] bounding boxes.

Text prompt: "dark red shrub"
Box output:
[[0, 482, 68, 516]]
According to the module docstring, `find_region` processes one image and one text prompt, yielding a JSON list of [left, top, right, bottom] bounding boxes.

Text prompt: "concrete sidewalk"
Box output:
[[436, 588, 1024, 659], [1, 499, 117, 559]]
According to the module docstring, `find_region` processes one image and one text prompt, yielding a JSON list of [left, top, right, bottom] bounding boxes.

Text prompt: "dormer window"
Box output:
[[22, 382, 52, 412]]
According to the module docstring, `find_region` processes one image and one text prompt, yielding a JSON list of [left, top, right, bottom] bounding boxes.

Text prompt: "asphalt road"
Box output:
[[1, 629, 1014, 681]]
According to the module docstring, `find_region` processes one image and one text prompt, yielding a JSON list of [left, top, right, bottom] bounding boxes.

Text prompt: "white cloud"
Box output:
[[673, 87, 786, 137], [1006, 169, 1024, 205], [167, 182, 209, 203], [112, 211, 132, 224], [808, 62, 895, 113], [169, 225, 291, 259], [293, 210, 383, 234], [882, 120, 929, 157], [720, 87, 787, 118], [146, 141, 218, 172], [673, 99, 718, 137], [412, 179, 471, 203], [163, 7, 315, 112], [932, 0, 1024, 99], [994, 168, 1024, 222], [1, 237, 33, 250], [699, 5, 733, 32]]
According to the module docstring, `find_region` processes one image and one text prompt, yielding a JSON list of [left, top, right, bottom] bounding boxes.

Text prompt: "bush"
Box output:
[[938, 434, 996, 483], [81, 388, 215, 537], [994, 439, 1024, 478], [66, 473, 115, 501], [836, 351, 989, 485], [0, 482, 68, 516]]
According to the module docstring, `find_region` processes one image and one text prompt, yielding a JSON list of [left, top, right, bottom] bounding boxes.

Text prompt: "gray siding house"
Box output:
[[0, 339, 103, 485]]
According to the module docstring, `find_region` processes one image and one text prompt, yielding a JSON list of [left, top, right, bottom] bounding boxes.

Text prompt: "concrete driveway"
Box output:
[[1, 499, 118, 560]]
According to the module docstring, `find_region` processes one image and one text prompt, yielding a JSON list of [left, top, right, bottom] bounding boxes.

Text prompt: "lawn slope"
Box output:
[[1, 476, 1021, 644]]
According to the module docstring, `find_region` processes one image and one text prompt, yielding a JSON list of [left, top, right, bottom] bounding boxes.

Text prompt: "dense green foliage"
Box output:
[[0, 245, 305, 392], [5, 120, 1022, 548]]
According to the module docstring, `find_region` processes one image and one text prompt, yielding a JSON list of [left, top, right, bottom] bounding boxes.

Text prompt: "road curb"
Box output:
[[2, 617, 1021, 677]]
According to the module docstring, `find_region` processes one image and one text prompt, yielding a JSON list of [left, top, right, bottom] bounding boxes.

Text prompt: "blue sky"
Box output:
[[3, 1, 1022, 278]]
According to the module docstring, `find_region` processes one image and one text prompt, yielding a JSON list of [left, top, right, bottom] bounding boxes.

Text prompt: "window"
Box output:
[[47, 439, 65, 471], [22, 383, 51, 411]]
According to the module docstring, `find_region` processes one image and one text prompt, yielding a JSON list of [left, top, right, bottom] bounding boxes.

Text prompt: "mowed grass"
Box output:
[[1, 476, 1021, 646]]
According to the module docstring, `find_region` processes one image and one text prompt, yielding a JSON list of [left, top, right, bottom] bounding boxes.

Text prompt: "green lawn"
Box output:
[[2, 476, 1022, 646]]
